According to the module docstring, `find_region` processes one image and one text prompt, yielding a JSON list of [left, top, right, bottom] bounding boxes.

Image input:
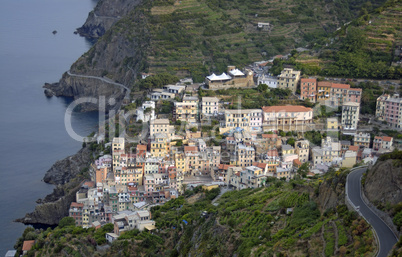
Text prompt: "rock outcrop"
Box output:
[[43, 72, 126, 112], [43, 145, 93, 185], [77, 0, 143, 39], [16, 146, 94, 225], [364, 158, 402, 206], [15, 180, 82, 225], [317, 170, 348, 212], [44, 5, 149, 111]]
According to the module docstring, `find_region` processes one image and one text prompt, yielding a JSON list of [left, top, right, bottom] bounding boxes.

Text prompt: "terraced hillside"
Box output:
[[288, 0, 402, 79], [143, 0, 390, 81], [68, 0, 391, 87]]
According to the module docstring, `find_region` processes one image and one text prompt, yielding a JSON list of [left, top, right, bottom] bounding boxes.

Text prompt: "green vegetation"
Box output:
[[95, 0, 395, 82], [288, 0, 402, 79], [137, 72, 179, 90], [15, 171, 378, 256]]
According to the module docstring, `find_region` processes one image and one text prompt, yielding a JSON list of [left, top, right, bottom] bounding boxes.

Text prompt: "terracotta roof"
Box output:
[[218, 164, 233, 170], [70, 202, 84, 208], [226, 137, 235, 140], [349, 88, 362, 91], [137, 145, 147, 151], [83, 181, 95, 188], [374, 136, 382, 140], [262, 105, 312, 113], [262, 134, 278, 139], [348, 145, 359, 152], [301, 78, 316, 83], [307, 172, 315, 177], [253, 162, 268, 169], [184, 146, 198, 152], [317, 81, 332, 87], [22, 240, 35, 251], [331, 83, 350, 89], [293, 159, 302, 166], [382, 136, 393, 142]]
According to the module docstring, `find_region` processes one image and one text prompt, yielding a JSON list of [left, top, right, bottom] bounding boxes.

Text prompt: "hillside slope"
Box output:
[[290, 0, 402, 79], [45, 0, 392, 109], [16, 170, 379, 256]]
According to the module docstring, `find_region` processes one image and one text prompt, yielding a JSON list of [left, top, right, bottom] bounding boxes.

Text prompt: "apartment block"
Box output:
[[295, 140, 309, 163], [261, 105, 313, 132], [201, 97, 219, 117], [373, 136, 393, 151], [173, 95, 199, 124], [353, 132, 370, 148], [149, 119, 175, 139], [277, 68, 301, 93], [341, 102, 360, 132], [317, 82, 332, 103], [375, 94, 402, 129], [220, 109, 262, 133], [300, 78, 317, 102]]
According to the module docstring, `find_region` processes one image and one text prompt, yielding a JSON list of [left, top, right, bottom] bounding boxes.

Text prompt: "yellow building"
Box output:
[[151, 134, 169, 157], [173, 95, 199, 124], [237, 144, 255, 168], [281, 144, 295, 156], [326, 118, 338, 130], [202, 184, 219, 191], [174, 152, 187, 173], [277, 68, 301, 93], [317, 82, 332, 103], [150, 119, 174, 139]]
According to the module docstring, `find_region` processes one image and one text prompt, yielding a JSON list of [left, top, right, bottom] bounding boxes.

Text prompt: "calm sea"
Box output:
[[0, 0, 99, 253]]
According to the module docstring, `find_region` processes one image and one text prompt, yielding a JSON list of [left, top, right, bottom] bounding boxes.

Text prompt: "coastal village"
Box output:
[[62, 62, 402, 244]]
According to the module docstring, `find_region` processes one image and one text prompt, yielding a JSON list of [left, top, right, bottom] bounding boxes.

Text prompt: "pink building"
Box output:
[[346, 88, 362, 103], [376, 94, 402, 129], [373, 136, 393, 151], [300, 78, 317, 102]]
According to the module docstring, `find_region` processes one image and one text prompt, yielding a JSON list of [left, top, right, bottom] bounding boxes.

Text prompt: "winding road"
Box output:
[[346, 167, 398, 257], [67, 71, 131, 92]]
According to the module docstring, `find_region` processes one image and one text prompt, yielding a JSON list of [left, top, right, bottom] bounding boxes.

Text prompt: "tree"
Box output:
[[287, 137, 296, 147], [190, 127, 197, 133], [257, 83, 268, 92], [176, 140, 183, 146], [297, 162, 309, 177], [58, 217, 75, 228]]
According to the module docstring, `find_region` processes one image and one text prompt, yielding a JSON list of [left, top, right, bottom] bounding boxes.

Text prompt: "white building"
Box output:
[[136, 101, 155, 122], [257, 74, 277, 88], [341, 102, 360, 133], [202, 97, 220, 117]]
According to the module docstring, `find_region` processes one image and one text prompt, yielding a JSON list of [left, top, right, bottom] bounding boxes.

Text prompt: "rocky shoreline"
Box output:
[[15, 146, 93, 225]]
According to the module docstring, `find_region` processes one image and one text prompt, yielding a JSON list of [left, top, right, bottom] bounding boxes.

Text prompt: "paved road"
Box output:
[[347, 167, 398, 257], [67, 71, 131, 92]]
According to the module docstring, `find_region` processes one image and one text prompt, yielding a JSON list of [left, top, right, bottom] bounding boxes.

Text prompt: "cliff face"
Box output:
[[43, 145, 93, 185], [317, 170, 348, 212], [77, 0, 143, 39], [15, 180, 82, 225], [44, 5, 149, 111], [364, 158, 402, 206], [43, 72, 126, 112], [16, 146, 93, 225]]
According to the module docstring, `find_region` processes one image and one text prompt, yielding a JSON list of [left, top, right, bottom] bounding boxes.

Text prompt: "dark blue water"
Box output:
[[0, 0, 99, 253]]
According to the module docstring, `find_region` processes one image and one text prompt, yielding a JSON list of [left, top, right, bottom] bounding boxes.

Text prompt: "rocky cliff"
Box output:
[[43, 72, 127, 112], [44, 5, 149, 111], [364, 158, 402, 206], [16, 146, 93, 225], [15, 180, 82, 225], [43, 145, 93, 185], [77, 0, 143, 39], [317, 169, 348, 212]]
